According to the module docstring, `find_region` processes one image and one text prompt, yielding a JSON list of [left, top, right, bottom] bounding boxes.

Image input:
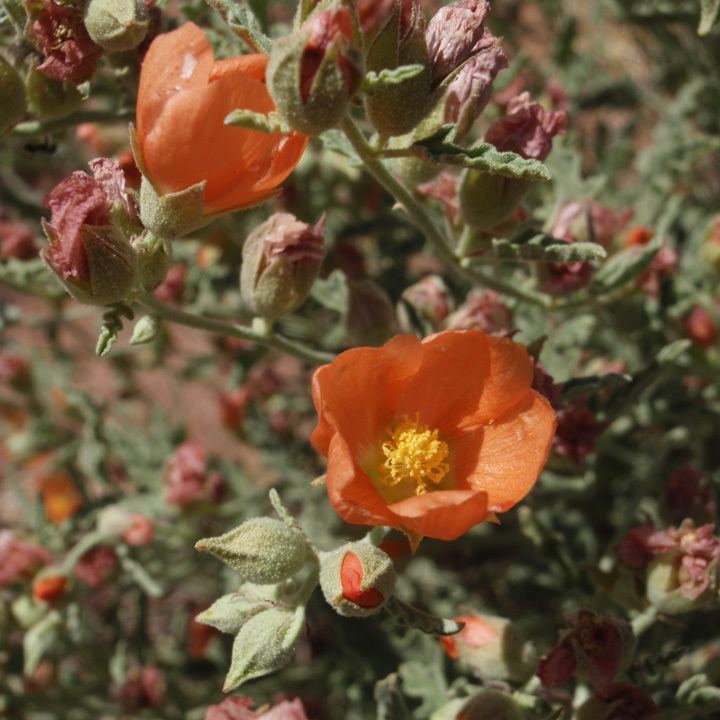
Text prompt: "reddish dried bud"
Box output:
[[241, 213, 325, 320], [683, 305, 717, 348], [121, 513, 155, 546], [537, 639, 577, 689], [617, 526, 656, 570], [205, 696, 258, 720], [0, 531, 52, 586], [398, 274, 454, 332], [42, 159, 137, 305], [74, 546, 118, 587], [32, 574, 68, 603], [539, 610, 635, 695], [576, 683, 661, 720], [117, 665, 166, 710], [531, 360, 563, 410], [554, 201, 633, 248], [28, 0, 103, 84], [553, 400, 605, 467], [0, 219, 38, 261], [486, 92, 567, 161], [0, 354, 31, 388], [663, 465, 716, 525], [445, 290, 513, 336], [417, 173, 460, 224], [425, 0, 490, 83], [164, 441, 223, 506], [300, 8, 355, 103], [153, 264, 187, 304], [625, 228, 678, 296], [219, 386, 252, 431], [444, 31, 507, 138], [347, 278, 398, 346]]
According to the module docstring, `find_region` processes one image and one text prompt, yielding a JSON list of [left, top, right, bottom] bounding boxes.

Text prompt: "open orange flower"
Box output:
[[311, 330, 556, 541], [135, 22, 307, 216]]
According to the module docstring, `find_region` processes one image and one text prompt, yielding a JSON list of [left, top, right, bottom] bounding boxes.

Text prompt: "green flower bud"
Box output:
[[195, 517, 311, 584], [319, 542, 396, 617], [196, 583, 284, 635], [42, 221, 137, 306], [364, 4, 433, 137], [138, 176, 210, 239], [11, 595, 48, 629], [84, 0, 149, 53], [459, 170, 531, 231], [241, 213, 325, 321], [223, 605, 305, 691], [0, 55, 26, 133], [268, 5, 361, 135], [25, 64, 83, 120], [133, 230, 173, 290], [456, 689, 524, 720]]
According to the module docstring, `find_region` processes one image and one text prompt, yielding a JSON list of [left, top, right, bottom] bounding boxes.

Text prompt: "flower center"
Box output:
[[381, 418, 449, 496]]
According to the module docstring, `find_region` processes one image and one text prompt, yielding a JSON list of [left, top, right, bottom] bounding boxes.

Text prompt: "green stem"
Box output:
[[138, 292, 334, 365], [12, 109, 135, 137], [339, 116, 550, 308]]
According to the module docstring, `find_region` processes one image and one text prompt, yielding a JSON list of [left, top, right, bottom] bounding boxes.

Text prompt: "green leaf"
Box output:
[[413, 125, 552, 181], [375, 673, 410, 720], [590, 235, 662, 293], [196, 586, 281, 635], [386, 597, 464, 636], [363, 65, 425, 93], [698, 0, 720, 34], [223, 605, 305, 691], [224, 109, 290, 133], [129, 315, 159, 346], [310, 269, 350, 315], [206, 0, 271, 52], [561, 373, 631, 402], [492, 232, 607, 264], [319, 129, 364, 167], [24, 611, 62, 676]]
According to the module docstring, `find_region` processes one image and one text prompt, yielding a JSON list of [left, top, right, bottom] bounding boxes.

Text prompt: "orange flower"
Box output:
[[311, 330, 555, 541], [135, 22, 307, 215], [41, 472, 83, 524]]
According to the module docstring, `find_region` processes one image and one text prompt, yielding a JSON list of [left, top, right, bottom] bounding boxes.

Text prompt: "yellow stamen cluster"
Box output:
[[381, 418, 449, 495]]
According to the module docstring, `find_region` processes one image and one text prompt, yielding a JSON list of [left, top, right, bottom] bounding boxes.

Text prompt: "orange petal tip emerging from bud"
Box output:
[[136, 23, 307, 220]]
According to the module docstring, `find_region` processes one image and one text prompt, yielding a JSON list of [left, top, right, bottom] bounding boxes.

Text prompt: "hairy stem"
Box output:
[[138, 292, 334, 365], [339, 116, 550, 307]]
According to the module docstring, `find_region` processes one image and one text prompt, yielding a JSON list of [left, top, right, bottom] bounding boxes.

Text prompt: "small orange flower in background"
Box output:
[[311, 330, 556, 541], [135, 22, 307, 215], [40, 472, 83, 524]]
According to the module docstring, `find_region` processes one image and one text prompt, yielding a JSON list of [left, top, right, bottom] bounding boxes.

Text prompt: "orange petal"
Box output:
[[465, 391, 556, 512], [325, 433, 398, 528], [137, 23, 214, 145], [310, 335, 423, 456], [458, 334, 534, 429], [388, 488, 489, 540], [395, 330, 491, 430]]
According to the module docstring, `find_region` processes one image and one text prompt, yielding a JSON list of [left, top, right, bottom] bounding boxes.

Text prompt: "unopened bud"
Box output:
[[458, 171, 532, 231], [425, 0, 490, 84], [683, 305, 717, 348], [25, 64, 83, 120], [241, 213, 325, 320], [440, 613, 536, 683], [365, 3, 433, 136], [398, 275, 454, 333], [646, 553, 718, 615], [457, 689, 524, 720], [347, 278, 397, 346], [84, 0, 149, 53], [133, 231, 172, 290], [320, 542, 396, 617], [138, 175, 209, 238], [32, 573, 68, 604], [195, 517, 310, 584], [268, 7, 361, 135], [0, 55, 26, 133]]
